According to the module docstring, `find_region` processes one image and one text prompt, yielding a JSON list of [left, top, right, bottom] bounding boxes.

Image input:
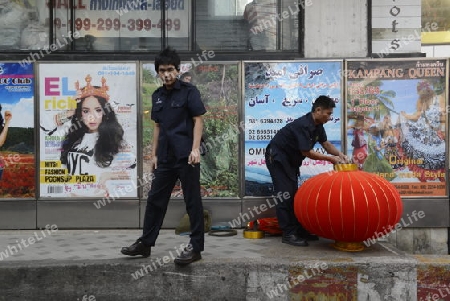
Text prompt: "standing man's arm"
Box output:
[[189, 115, 203, 165], [151, 122, 160, 171]]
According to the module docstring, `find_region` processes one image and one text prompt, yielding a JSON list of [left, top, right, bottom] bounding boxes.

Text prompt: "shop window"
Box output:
[[51, 0, 190, 52], [0, 1, 49, 51], [422, 0, 450, 44], [70, 1, 169, 51], [195, 0, 300, 51], [0, 0, 300, 52], [0, 1, 174, 52], [166, 0, 192, 51]]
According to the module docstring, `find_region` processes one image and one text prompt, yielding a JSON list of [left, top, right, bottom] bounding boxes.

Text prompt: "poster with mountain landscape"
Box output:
[[0, 62, 35, 198]]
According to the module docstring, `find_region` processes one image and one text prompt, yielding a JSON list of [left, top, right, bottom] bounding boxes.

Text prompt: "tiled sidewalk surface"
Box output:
[[2, 229, 450, 301], [0, 228, 414, 265], [0, 229, 273, 262]]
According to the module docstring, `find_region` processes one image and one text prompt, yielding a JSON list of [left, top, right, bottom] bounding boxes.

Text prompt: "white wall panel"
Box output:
[[304, 0, 368, 58], [371, 0, 422, 54]]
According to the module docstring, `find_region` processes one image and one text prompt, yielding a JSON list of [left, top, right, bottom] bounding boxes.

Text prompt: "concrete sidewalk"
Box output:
[[0, 229, 449, 300]]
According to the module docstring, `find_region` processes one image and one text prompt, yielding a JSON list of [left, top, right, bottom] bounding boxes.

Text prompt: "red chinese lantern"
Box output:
[[294, 164, 403, 251]]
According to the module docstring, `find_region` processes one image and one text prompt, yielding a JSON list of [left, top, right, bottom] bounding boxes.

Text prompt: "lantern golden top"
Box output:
[[333, 163, 358, 172]]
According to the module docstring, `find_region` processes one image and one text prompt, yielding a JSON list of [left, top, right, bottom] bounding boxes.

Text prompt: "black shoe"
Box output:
[[282, 233, 309, 247], [121, 240, 151, 258], [298, 231, 319, 241], [174, 248, 202, 265]]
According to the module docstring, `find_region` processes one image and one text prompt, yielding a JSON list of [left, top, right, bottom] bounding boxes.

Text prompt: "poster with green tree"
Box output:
[[141, 62, 240, 197]]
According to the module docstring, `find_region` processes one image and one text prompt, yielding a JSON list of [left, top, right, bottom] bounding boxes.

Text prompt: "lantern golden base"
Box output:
[[332, 241, 365, 252]]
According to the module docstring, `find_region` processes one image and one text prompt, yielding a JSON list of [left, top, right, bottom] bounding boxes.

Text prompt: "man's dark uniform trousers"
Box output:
[[265, 112, 327, 236], [140, 79, 206, 253]]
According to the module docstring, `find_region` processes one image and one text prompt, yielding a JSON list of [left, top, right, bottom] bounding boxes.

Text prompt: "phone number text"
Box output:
[[53, 17, 181, 32], [248, 129, 278, 141]]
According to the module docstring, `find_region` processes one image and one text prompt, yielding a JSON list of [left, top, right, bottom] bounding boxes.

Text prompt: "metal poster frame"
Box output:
[[241, 60, 345, 198], [34, 61, 140, 229], [140, 60, 242, 200], [36, 61, 140, 201], [345, 58, 449, 198], [1, 57, 449, 229], [0, 61, 36, 201], [138, 60, 243, 229]]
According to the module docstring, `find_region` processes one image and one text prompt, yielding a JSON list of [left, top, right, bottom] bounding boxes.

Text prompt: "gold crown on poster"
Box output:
[[75, 74, 110, 102]]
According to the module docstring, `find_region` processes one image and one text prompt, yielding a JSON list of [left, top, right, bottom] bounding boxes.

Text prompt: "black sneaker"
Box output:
[[282, 233, 309, 247], [121, 240, 151, 258], [174, 248, 202, 265]]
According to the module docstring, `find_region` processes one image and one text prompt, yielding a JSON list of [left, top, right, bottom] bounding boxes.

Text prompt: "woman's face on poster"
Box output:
[[417, 82, 434, 98], [81, 96, 103, 132]]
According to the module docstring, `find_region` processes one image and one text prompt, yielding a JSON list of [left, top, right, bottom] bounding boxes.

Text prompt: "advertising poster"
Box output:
[[244, 61, 343, 196], [0, 62, 35, 198], [142, 62, 239, 197], [39, 62, 137, 198], [346, 59, 447, 197]]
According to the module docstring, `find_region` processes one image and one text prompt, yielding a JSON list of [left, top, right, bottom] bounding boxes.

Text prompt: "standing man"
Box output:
[[265, 95, 349, 247], [121, 47, 206, 265]]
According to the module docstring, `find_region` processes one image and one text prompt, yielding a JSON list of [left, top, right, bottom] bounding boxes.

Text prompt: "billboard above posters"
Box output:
[[346, 59, 447, 197], [38, 62, 138, 198], [44, 0, 191, 38]]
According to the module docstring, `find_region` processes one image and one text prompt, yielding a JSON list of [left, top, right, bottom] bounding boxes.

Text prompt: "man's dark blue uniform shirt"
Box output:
[[151, 79, 206, 162], [268, 112, 327, 171]]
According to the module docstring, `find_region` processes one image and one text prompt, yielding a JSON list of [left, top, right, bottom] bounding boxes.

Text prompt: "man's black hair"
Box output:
[[180, 72, 192, 78], [311, 95, 336, 112], [154, 47, 180, 72]]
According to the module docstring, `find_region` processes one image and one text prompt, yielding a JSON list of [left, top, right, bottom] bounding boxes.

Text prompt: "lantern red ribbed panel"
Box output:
[[294, 165, 403, 243]]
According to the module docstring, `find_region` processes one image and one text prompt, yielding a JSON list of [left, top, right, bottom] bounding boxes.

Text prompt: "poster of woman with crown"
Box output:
[[38, 63, 137, 198]]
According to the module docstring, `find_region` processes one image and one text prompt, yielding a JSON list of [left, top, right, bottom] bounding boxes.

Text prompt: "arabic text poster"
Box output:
[[38, 63, 138, 198], [346, 59, 447, 197], [244, 61, 343, 196]]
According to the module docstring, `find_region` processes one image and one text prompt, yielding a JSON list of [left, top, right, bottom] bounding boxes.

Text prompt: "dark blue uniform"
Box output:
[[140, 79, 207, 253], [265, 112, 327, 235]]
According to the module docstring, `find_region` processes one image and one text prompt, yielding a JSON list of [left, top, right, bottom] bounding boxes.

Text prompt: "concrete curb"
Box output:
[[1, 246, 449, 301]]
